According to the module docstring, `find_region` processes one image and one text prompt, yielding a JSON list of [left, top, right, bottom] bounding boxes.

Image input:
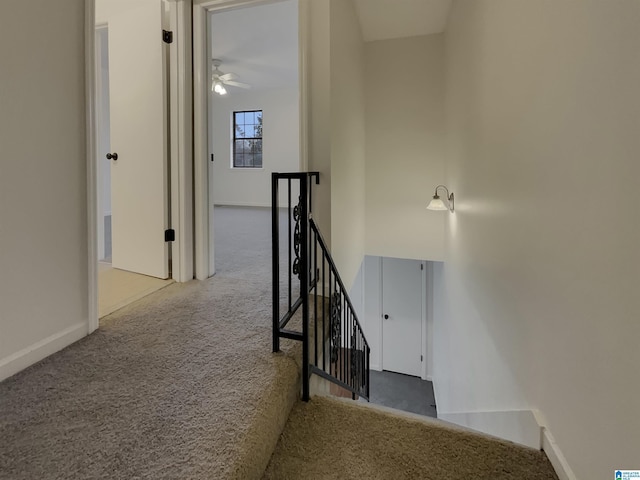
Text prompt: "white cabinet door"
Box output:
[[382, 257, 423, 376], [99, 0, 169, 279]]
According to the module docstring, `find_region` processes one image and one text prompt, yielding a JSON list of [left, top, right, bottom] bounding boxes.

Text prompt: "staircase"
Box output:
[[268, 172, 558, 480]]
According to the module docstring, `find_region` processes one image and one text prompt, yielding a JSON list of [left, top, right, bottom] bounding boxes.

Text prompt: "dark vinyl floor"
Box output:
[[364, 370, 437, 418]]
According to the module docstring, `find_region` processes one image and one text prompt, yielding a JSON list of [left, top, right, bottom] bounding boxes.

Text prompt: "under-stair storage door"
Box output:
[[101, 0, 169, 279], [381, 257, 423, 377]]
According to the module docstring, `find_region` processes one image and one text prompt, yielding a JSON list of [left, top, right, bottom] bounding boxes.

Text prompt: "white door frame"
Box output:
[[192, 0, 309, 280], [85, 0, 194, 332], [86, 0, 99, 333]]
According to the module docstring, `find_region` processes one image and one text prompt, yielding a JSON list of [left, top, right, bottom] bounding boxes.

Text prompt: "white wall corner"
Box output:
[[437, 409, 542, 450], [0, 323, 88, 383], [533, 411, 578, 480]]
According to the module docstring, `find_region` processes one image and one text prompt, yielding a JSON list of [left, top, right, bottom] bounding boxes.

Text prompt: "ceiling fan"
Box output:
[[211, 59, 251, 95]]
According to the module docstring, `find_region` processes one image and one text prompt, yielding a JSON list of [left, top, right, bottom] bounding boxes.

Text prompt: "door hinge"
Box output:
[[163, 30, 173, 44], [421, 264, 424, 270], [165, 229, 175, 242], [421, 355, 423, 362]]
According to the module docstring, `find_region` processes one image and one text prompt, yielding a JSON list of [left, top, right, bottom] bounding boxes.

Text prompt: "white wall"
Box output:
[[435, 1, 640, 478], [364, 35, 445, 262], [303, 0, 366, 288], [0, 0, 88, 380], [210, 88, 299, 207], [328, 0, 366, 288], [303, 0, 332, 242]]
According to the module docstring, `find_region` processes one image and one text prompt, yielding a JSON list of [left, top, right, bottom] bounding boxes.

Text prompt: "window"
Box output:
[[233, 110, 263, 168]]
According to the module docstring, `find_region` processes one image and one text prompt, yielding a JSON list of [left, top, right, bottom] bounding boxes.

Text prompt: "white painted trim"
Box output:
[[424, 261, 434, 381], [193, 2, 211, 280], [421, 260, 428, 380], [0, 323, 88, 382], [169, 0, 194, 282], [95, 25, 106, 263], [377, 256, 384, 370], [192, 0, 308, 279], [534, 412, 578, 480], [86, 0, 99, 334], [438, 409, 542, 450]]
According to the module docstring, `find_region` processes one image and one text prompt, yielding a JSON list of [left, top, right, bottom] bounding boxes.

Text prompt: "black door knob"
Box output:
[[384, 314, 389, 320], [106, 152, 118, 160]]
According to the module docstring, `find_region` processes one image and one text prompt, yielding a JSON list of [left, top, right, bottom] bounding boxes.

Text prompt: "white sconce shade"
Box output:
[[427, 196, 447, 211], [427, 185, 454, 212]]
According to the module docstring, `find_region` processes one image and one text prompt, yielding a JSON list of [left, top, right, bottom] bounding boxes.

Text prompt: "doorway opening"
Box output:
[[204, 0, 301, 276], [358, 255, 437, 417], [94, 0, 174, 320]]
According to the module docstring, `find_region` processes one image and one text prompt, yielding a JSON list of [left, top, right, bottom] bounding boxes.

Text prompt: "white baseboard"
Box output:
[[534, 411, 577, 480], [0, 322, 88, 382], [437, 409, 542, 450]]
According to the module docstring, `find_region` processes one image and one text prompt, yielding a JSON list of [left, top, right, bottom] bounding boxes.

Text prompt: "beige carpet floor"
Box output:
[[263, 396, 559, 480], [0, 207, 301, 480]]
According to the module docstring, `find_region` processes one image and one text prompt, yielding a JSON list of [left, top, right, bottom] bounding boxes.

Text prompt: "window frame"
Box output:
[[231, 109, 263, 169]]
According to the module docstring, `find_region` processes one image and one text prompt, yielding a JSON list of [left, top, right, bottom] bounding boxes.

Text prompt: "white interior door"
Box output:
[[382, 258, 423, 376], [98, 0, 169, 279]]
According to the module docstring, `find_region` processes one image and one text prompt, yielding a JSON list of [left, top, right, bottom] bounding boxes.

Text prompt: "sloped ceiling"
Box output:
[[353, 0, 453, 42]]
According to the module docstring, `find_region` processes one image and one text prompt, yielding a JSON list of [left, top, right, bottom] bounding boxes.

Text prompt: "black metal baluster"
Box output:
[[313, 227, 318, 367], [300, 178, 309, 402], [322, 250, 326, 372], [287, 179, 292, 311], [329, 266, 333, 376], [350, 311, 354, 391], [272, 174, 279, 353], [342, 290, 346, 384]]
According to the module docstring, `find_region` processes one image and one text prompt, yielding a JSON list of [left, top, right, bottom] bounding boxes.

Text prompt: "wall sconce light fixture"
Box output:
[[427, 185, 454, 212]]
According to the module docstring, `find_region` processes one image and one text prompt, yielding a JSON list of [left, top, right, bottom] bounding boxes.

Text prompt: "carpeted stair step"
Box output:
[[263, 395, 558, 480]]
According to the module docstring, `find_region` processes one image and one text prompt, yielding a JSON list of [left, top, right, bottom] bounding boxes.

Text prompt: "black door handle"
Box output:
[[384, 314, 389, 320], [106, 152, 118, 160]]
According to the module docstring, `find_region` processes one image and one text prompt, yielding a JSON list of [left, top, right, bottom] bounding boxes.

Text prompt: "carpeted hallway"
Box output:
[[0, 206, 300, 479]]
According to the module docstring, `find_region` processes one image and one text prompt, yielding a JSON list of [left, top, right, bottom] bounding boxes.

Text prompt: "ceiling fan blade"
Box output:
[[223, 80, 251, 89], [219, 72, 237, 81]]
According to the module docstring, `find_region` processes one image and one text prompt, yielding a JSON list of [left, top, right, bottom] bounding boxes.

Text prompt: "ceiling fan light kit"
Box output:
[[211, 58, 251, 95]]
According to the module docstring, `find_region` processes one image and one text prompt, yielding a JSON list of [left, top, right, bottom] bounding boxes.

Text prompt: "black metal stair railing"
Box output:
[[272, 172, 370, 402], [308, 218, 370, 401]]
